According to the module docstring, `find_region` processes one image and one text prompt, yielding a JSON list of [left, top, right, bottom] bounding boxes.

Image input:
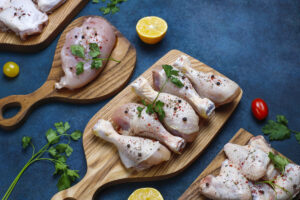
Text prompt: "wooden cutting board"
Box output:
[[51, 49, 243, 200], [0, 0, 88, 52], [178, 128, 294, 200], [0, 16, 136, 130]]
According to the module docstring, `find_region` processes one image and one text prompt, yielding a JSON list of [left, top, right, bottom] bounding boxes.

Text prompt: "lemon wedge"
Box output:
[[128, 187, 164, 200], [136, 16, 168, 44]]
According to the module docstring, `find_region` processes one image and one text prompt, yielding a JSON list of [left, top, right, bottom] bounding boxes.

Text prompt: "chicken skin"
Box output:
[[131, 77, 200, 142], [111, 103, 186, 153], [199, 159, 252, 200], [152, 66, 215, 119], [93, 119, 171, 171], [35, 0, 67, 13], [173, 55, 240, 106]]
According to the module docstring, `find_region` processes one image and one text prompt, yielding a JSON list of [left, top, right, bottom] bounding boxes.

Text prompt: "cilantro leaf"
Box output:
[[295, 132, 300, 144], [268, 152, 289, 173], [276, 115, 288, 126], [66, 169, 80, 181], [137, 106, 144, 117], [171, 77, 184, 88], [100, 7, 110, 14], [22, 136, 32, 149], [70, 45, 85, 58], [162, 65, 173, 78], [91, 58, 103, 69], [65, 145, 73, 157], [111, 6, 120, 14], [89, 43, 101, 58], [141, 99, 147, 106], [55, 143, 68, 153], [146, 103, 154, 114], [92, 0, 99, 3], [262, 120, 290, 140], [57, 173, 71, 191], [76, 62, 84, 75], [54, 162, 68, 175], [154, 101, 165, 120], [56, 155, 67, 163], [48, 146, 57, 157], [55, 122, 70, 134], [71, 131, 82, 141], [46, 129, 60, 144]]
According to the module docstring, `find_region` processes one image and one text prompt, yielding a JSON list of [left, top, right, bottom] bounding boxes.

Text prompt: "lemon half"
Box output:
[[136, 16, 168, 44], [128, 187, 164, 200]]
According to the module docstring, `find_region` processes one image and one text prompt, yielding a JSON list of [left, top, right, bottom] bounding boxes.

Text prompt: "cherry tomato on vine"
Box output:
[[3, 61, 19, 78], [251, 98, 268, 120]]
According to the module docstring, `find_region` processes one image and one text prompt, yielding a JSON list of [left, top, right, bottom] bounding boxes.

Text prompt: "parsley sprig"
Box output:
[[2, 122, 82, 200], [92, 0, 128, 15], [70, 43, 120, 75], [137, 65, 184, 120], [262, 115, 300, 144]]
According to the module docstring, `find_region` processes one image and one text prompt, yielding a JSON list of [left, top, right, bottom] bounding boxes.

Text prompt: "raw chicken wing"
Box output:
[[93, 119, 170, 171], [152, 66, 215, 118], [174, 55, 240, 106], [224, 143, 270, 181], [199, 159, 252, 200], [0, 0, 48, 40], [131, 77, 200, 142], [55, 17, 116, 90], [35, 0, 67, 13], [111, 103, 186, 153], [248, 181, 276, 200]]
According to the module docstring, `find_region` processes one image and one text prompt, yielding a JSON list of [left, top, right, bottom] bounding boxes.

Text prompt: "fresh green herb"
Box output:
[[89, 43, 101, 58], [76, 62, 84, 75], [154, 100, 165, 120], [262, 115, 300, 143], [92, 0, 99, 3], [171, 77, 184, 88], [256, 180, 292, 198], [96, 0, 128, 15], [2, 122, 82, 200], [70, 45, 85, 58], [162, 64, 184, 88], [268, 152, 289, 173], [137, 106, 144, 117], [91, 58, 103, 69]]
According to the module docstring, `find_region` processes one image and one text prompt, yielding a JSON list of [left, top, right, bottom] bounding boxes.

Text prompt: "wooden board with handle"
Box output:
[[51, 49, 243, 200], [0, 16, 136, 130], [0, 0, 89, 52]]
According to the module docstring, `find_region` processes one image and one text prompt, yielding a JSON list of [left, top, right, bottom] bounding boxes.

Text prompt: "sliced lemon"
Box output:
[[136, 16, 168, 44], [128, 187, 164, 200]]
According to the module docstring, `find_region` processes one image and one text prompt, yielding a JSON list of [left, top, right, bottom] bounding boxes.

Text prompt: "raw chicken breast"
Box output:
[[152, 66, 215, 118], [131, 77, 200, 142], [224, 143, 270, 181], [248, 181, 276, 200], [174, 55, 240, 106], [93, 119, 170, 171], [248, 135, 279, 180], [0, 0, 48, 40], [274, 163, 300, 200], [55, 17, 116, 90], [35, 0, 66, 13], [199, 159, 252, 200], [111, 103, 186, 153]]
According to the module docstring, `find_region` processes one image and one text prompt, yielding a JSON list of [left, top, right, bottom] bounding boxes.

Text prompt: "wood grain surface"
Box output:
[[51, 49, 243, 200], [0, 16, 136, 130], [0, 0, 89, 52]]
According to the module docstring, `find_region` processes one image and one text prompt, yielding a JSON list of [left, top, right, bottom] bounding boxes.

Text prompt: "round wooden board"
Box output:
[[51, 49, 243, 200], [0, 0, 88, 52], [0, 16, 136, 130]]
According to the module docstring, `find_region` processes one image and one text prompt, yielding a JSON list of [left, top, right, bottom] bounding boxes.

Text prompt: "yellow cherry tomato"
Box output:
[[3, 61, 19, 78]]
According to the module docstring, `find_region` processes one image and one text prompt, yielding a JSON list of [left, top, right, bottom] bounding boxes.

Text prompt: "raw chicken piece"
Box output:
[[131, 77, 200, 142], [248, 136, 279, 180], [55, 17, 116, 90], [248, 181, 276, 200], [224, 143, 270, 181], [93, 119, 170, 171], [111, 103, 186, 153], [274, 163, 300, 200], [173, 55, 240, 106], [34, 0, 66, 13], [199, 159, 252, 200], [0, 0, 48, 40], [152, 66, 215, 118]]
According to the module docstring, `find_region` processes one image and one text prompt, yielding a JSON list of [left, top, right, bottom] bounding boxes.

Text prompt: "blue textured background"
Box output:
[[1, 0, 300, 199]]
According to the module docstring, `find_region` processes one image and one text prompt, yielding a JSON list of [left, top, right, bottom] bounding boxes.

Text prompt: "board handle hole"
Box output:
[[2, 102, 21, 119], [64, 198, 76, 200]]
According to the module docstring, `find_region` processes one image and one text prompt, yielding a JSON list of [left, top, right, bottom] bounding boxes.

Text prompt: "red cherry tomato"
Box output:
[[251, 98, 268, 120]]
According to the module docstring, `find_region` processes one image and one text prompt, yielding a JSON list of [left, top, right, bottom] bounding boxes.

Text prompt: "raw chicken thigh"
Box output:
[[224, 143, 270, 181], [248, 181, 276, 200], [35, 0, 66, 13], [199, 159, 252, 200], [111, 103, 186, 153], [152, 66, 215, 118], [131, 77, 200, 142], [0, 0, 48, 40], [55, 17, 116, 90], [93, 119, 170, 171], [174, 55, 240, 106]]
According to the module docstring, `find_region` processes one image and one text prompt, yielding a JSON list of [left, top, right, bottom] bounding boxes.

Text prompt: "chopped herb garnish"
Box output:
[[70, 44, 85, 58], [95, 0, 128, 15], [268, 152, 289, 173], [137, 106, 144, 117], [89, 43, 101, 58], [76, 62, 84, 75], [91, 58, 103, 69]]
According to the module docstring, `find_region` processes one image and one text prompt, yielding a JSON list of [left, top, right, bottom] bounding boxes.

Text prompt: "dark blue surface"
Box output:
[[1, 0, 300, 199]]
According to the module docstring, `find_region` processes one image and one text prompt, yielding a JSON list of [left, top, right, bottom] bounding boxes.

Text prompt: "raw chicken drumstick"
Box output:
[[174, 55, 240, 106], [131, 77, 200, 142], [112, 103, 186, 153], [199, 159, 252, 200], [93, 119, 171, 171], [152, 66, 215, 118]]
